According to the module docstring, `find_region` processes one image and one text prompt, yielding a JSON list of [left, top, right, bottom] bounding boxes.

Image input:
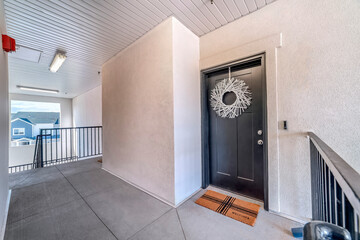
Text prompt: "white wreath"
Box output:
[[210, 78, 252, 118]]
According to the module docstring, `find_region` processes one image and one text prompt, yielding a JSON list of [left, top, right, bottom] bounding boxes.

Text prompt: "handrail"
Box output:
[[39, 126, 103, 130], [308, 132, 360, 213], [10, 126, 103, 174], [39, 126, 102, 167]]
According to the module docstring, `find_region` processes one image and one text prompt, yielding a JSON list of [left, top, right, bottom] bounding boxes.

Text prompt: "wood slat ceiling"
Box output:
[[4, 0, 275, 98]]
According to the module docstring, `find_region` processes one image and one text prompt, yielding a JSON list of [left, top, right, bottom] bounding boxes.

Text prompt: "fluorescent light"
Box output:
[[17, 85, 59, 94], [49, 52, 66, 72]]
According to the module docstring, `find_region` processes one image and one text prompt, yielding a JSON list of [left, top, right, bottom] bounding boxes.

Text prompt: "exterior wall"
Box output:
[[172, 18, 201, 205], [0, 0, 9, 237], [102, 18, 175, 205], [72, 85, 102, 127], [10, 119, 33, 139], [33, 123, 54, 137], [200, 0, 360, 220], [8, 145, 34, 166]]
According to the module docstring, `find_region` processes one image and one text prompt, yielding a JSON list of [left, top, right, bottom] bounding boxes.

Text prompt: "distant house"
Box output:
[[11, 112, 60, 141]]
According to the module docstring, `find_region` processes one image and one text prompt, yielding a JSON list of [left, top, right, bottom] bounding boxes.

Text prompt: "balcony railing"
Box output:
[[8, 163, 35, 174], [309, 132, 360, 239], [8, 126, 102, 173], [34, 126, 102, 168]]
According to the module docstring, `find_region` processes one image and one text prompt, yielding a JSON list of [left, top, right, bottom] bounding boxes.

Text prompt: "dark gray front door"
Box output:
[[207, 57, 265, 201]]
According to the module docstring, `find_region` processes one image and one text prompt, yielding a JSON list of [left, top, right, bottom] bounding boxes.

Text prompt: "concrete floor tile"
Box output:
[[177, 191, 303, 240], [6, 161, 303, 240], [7, 177, 81, 224], [56, 158, 101, 177], [5, 199, 116, 240], [12, 167, 64, 189], [8, 170, 35, 189], [129, 209, 185, 240], [85, 183, 172, 240], [66, 168, 126, 197]]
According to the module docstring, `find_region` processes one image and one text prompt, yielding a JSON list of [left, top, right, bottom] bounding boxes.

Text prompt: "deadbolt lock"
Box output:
[[257, 140, 264, 146]]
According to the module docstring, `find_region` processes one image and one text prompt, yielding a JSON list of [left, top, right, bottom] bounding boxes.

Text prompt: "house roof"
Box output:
[[11, 117, 34, 125], [13, 137, 34, 142], [11, 112, 60, 125]]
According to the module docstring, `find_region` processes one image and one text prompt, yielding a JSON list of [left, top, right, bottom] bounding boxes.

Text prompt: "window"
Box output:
[[10, 100, 61, 146], [13, 128, 25, 135]]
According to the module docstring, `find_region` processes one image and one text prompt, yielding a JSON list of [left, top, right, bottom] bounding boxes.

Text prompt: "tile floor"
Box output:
[[5, 158, 303, 240]]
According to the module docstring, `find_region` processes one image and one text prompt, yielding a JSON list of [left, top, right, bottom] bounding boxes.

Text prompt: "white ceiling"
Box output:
[[4, 0, 275, 98]]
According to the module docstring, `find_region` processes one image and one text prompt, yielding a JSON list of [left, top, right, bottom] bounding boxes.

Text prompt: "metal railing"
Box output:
[[309, 132, 360, 239], [34, 126, 103, 168], [9, 126, 102, 173], [8, 163, 35, 174]]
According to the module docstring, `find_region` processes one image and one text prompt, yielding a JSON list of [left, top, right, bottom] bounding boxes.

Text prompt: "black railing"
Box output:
[[33, 126, 103, 168], [309, 132, 360, 239]]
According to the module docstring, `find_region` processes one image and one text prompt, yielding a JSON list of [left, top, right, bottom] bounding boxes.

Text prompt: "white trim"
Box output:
[[12, 137, 33, 142], [0, 190, 11, 240], [12, 128, 25, 136], [10, 118, 34, 125], [78, 155, 103, 161], [200, 33, 283, 213], [102, 167, 177, 208]]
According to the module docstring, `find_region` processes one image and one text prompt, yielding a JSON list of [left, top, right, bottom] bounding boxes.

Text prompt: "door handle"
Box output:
[[257, 140, 263, 146]]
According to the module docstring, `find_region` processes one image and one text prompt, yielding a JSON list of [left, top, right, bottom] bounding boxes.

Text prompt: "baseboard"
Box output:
[[174, 188, 202, 208], [102, 167, 177, 208], [79, 155, 103, 161], [0, 189, 11, 240], [269, 210, 310, 225]]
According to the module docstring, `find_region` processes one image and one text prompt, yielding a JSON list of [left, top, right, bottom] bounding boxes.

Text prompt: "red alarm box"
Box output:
[[2, 35, 16, 52]]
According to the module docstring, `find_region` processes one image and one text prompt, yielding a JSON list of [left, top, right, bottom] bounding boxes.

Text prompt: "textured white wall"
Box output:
[[72, 85, 102, 127], [0, 0, 9, 237], [102, 18, 176, 205], [102, 18, 202, 206], [172, 18, 201, 205], [200, 0, 360, 219]]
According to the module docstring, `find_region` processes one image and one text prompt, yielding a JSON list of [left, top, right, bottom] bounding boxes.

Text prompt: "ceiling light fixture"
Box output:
[[17, 85, 59, 94], [49, 52, 66, 72]]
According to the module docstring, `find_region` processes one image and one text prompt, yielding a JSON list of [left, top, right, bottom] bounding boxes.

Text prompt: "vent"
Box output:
[[9, 45, 42, 63]]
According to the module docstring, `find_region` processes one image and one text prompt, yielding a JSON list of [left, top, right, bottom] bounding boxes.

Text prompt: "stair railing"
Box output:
[[309, 132, 360, 239]]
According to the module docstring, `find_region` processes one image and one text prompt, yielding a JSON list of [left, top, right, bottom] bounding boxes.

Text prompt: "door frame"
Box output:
[[200, 53, 269, 210]]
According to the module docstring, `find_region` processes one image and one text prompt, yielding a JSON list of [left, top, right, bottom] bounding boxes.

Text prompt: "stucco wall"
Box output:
[[0, 0, 9, 237], [8, 145, 34, 166], [102, 18, 202, 206], [172, 18, 201, 205], [102, 18, 175, 204], [200, 0, 360, 219], [72, 85, 102, 127]]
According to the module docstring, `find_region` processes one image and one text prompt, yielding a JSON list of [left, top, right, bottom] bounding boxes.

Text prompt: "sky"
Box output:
[[11, 100, 60, 113]]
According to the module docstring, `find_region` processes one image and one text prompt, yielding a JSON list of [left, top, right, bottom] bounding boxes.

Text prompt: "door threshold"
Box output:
[[207, 185, 264, 208]]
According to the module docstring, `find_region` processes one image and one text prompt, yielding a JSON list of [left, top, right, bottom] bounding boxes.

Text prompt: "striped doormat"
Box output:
[[195, 190, 261, 226]]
